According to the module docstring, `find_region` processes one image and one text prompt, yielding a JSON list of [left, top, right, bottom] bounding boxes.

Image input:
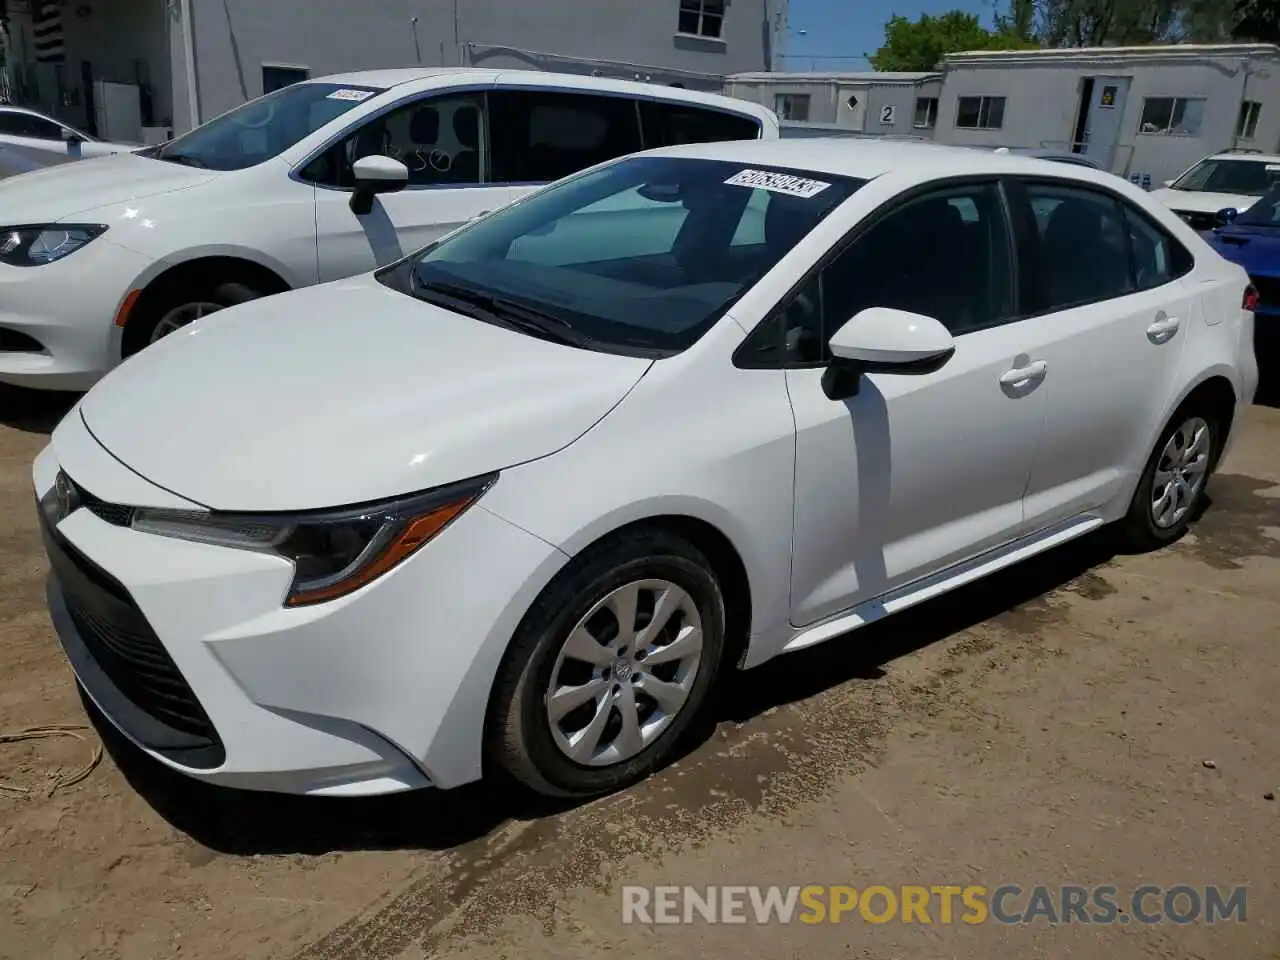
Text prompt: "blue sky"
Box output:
[[780, 0, 993, 70]]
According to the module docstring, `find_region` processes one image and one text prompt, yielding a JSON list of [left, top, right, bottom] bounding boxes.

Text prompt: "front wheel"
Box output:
[[123, 280, 264, 357], [489, 529, 726, 798]]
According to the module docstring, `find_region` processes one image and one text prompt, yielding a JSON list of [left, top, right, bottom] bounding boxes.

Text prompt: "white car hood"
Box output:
[[80, 277, 652, 511], [1148, 188, 1260, 213], [0, 151, 213, 223]]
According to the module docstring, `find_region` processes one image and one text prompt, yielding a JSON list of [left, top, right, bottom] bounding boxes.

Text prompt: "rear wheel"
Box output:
[[1118, 408, 1220, 551], [124, 280, 264, 357], [489, 529, 725, 798]]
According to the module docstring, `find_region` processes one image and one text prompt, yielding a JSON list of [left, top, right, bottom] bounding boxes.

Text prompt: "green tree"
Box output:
[[998, 0, 1241, 45], [870, 11, 1034, 72], [1232, 0, 1280, 40]]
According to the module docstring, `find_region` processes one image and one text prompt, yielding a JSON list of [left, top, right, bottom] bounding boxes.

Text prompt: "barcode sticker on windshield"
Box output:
[[327, 88, 375, 102], [723, 169, 831, 198]]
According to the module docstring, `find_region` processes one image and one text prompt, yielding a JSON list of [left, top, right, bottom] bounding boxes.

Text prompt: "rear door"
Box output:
[[1005, 178, 1195, 531]]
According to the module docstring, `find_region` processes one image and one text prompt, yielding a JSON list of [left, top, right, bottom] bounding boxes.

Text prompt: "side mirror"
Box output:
[[822, 307, 956, 401], [1214, 207, 1239, 228], [349, 155, 409, 215], [62, 128, 86, 145]]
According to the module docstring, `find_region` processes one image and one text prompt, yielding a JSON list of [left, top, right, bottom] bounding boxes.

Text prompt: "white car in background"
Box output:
[[0, 105, 135, 173], [36, 139, 1256, 799], [1148, 151, 1280, 231], [0, 69, 776, 391]]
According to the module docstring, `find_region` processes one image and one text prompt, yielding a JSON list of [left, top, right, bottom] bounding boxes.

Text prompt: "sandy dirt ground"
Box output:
[[1, 378, 1278, 960]]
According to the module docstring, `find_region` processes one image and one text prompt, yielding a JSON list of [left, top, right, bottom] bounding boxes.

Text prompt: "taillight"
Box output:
[[1244, 284, 1260, 312]]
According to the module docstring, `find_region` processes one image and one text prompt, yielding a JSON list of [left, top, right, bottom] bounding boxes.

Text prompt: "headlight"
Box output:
[[130, 474, 496, 607], [0, 224, 107, 266]]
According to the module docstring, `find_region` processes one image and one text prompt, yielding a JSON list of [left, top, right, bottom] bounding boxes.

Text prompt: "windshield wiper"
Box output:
[[414, 277, 591, 348]]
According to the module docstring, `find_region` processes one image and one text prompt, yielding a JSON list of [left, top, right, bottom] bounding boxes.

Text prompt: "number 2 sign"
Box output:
[[879, 105, 896, 125]]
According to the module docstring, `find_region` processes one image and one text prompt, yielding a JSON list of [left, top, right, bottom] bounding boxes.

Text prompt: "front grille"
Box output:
[[0, 327, 43, 353], [1249, 274, 1280, 308], [68, 477, 134, 527], [40, 510, 224, 767], [1174, 209, 1219, 232]]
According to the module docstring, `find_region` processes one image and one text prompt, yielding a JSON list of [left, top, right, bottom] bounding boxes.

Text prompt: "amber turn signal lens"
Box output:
[[284, 499, 474, 607]]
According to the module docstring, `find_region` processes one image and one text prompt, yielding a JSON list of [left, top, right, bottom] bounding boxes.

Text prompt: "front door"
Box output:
[[310, 92, 528, 282], [1006, 178, 1193, 530], [1080, 76, 1130, 170], [782, 180, 1047, 626]]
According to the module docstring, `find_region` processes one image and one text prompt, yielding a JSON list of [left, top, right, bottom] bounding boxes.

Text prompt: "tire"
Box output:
[[489, 528, 726, 798], [123, 280, 264, 357], [1117, 404, 1221, 551]]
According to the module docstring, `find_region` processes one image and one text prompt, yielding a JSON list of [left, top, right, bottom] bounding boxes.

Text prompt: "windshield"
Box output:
[[1171, 158, 1280, 196], [1235, 187, 1280, 227], [149, 82, 385, 171], [382, 156, 862, 355]]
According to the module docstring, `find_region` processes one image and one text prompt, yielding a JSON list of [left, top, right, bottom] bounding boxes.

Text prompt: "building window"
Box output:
[[1138, 97, 1205, 136], [774, 93, 810, 122], [955, 96, 1005, 130], [1237, 100, 1262, 140], [677, 0, 724, 39], [263, 65, 310, 94], [914, 97, 939, 129]]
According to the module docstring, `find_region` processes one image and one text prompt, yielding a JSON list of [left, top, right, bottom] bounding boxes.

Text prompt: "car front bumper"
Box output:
[[0, 239, 153, 391], [34, 423, 570, 795]]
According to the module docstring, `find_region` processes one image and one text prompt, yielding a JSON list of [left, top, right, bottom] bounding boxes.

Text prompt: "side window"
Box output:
[[0, 112, 28, 136], [780, 182, 1013, 364], [639, 101, 760, 146], [28, 116, 64, 140], [1121, 204, 1193, 291], [1019, 182, 1135, 313], [488, 91, 643, 184], [262, 65, 310, 95], [302, 93, 484, 188], [0, 112, 63, 140]]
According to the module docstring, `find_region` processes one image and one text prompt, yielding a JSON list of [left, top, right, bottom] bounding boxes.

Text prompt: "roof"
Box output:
[[312, 67, 498, 88], [308, 67, 775, 118], [1208, 151, 1280, 161], [944, 42, 1280, 65], [0, 103, 57, 118], [729, 71, 940, 84], [643, 136, 1120, 184]]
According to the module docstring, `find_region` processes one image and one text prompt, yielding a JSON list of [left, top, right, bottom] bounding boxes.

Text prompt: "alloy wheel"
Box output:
[[1150, 416, 1211, 530], [149, 301, 225, 343], [545, 579, 704, 767]]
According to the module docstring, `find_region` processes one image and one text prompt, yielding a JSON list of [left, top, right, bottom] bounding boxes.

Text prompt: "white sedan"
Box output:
[[0, 69, 774, 391], [0, 105, 134, 174], [35, 139, 1257, 799]]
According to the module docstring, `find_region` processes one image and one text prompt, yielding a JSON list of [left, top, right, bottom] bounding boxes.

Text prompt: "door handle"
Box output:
[[999, 360, 1048, 390], [1146, 316, 1181, 343]]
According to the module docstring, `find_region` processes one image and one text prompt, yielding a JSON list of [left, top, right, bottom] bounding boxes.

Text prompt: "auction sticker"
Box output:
[[723, 168, 831, 198], [327, 88, 376, 102]]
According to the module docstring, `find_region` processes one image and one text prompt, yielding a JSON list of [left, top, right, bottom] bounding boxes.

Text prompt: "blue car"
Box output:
[[1207, 186, 1280, 353]]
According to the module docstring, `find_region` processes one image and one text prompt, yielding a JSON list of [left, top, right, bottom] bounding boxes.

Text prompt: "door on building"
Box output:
[[838, 85, 868, 131], [1073, 76, 1130, 170]]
